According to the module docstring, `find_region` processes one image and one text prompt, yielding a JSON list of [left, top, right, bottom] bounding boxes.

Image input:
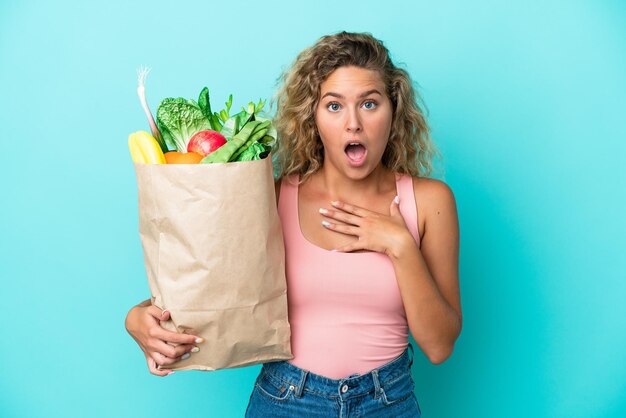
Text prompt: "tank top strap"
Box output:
[[278, 174, 300, 241], [395, 173, 421, 247], [278, 174, 295, 212]]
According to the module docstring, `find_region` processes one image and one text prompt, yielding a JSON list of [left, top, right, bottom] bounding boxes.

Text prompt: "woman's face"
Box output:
[[315, 65, 393, 178]]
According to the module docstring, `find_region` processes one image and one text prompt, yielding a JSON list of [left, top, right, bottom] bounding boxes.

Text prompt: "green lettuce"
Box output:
[[156, 98, 212, 152]]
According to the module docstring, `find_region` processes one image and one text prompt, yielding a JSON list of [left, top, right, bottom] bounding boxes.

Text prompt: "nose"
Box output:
[[345, 106, 362, 133]]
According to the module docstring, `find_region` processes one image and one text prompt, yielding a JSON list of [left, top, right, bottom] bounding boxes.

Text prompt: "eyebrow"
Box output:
[[321, 89, 383, 100]]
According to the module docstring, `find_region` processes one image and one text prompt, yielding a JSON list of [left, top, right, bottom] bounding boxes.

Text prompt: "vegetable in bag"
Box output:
[[156, 98, 212, 153]]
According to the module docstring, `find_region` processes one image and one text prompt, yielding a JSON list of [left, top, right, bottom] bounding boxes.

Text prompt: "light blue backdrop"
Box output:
[[1, 0, 624, 417]]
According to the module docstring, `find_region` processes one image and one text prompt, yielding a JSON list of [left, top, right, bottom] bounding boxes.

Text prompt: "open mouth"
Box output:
[[344, 142, 367, 165]]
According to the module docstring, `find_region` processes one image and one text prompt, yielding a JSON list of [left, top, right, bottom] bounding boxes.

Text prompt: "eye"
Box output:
[[362, 100, 377, 110], [327, 102, 341, 112]]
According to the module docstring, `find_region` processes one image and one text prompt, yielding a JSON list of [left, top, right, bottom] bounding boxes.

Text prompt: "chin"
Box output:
[[342, 164, 382, 181], [324, 150, 384, 180]]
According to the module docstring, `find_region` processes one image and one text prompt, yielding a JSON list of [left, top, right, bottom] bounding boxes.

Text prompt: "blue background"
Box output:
[[1, 0, 625, 417]]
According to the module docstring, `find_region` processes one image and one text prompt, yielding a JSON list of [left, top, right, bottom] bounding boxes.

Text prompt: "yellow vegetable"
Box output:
[[128, 131, 166, 164]]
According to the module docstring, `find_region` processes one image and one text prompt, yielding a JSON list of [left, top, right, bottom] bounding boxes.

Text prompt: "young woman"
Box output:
[[126, 31, 462, 417]]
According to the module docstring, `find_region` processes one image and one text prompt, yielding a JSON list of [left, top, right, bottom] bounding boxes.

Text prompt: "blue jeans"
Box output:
[[245, 344, 421, 417]]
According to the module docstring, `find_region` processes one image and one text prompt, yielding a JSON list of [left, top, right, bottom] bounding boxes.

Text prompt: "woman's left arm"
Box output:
[[322, 180, 462, 363], [389, 179, 462, 364]]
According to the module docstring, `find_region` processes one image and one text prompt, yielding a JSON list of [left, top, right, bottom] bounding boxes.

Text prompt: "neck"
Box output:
[[315, 163, 394, 201]]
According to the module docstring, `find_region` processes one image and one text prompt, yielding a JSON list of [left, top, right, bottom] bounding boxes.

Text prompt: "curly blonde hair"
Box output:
[[271, 31, 441, 183]]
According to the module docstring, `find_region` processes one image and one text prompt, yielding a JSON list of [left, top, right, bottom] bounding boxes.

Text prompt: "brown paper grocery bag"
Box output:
[[133, 155, 292, 371]]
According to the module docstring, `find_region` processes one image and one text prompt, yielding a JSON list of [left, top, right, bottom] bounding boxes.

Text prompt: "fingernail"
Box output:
[[191, 346, 200, 353], [168, 371, 175, 375], [319, 208, 328, 214], [322, 221, 332, 227], [394, 195, 400, 204], [181, 353, 191, 360], [331, 249, 337, 252], [331, 201, 340, 206], [161, 309, 169, 317], [195, 338, 205, 344]]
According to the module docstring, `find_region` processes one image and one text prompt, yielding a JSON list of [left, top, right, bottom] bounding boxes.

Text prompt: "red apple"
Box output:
[[187, 130, 227, 156]]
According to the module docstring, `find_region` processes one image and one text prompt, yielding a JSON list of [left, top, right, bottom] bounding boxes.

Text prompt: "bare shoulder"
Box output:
[[412, 177, 457, 219], [413, 177, 459, 237]]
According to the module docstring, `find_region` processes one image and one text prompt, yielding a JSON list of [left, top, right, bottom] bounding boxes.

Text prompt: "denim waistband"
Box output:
[[260, 343, 414, 400]]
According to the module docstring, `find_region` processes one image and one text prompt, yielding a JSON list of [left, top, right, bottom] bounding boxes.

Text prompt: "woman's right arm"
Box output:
[[125, 299, 203, 376]]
